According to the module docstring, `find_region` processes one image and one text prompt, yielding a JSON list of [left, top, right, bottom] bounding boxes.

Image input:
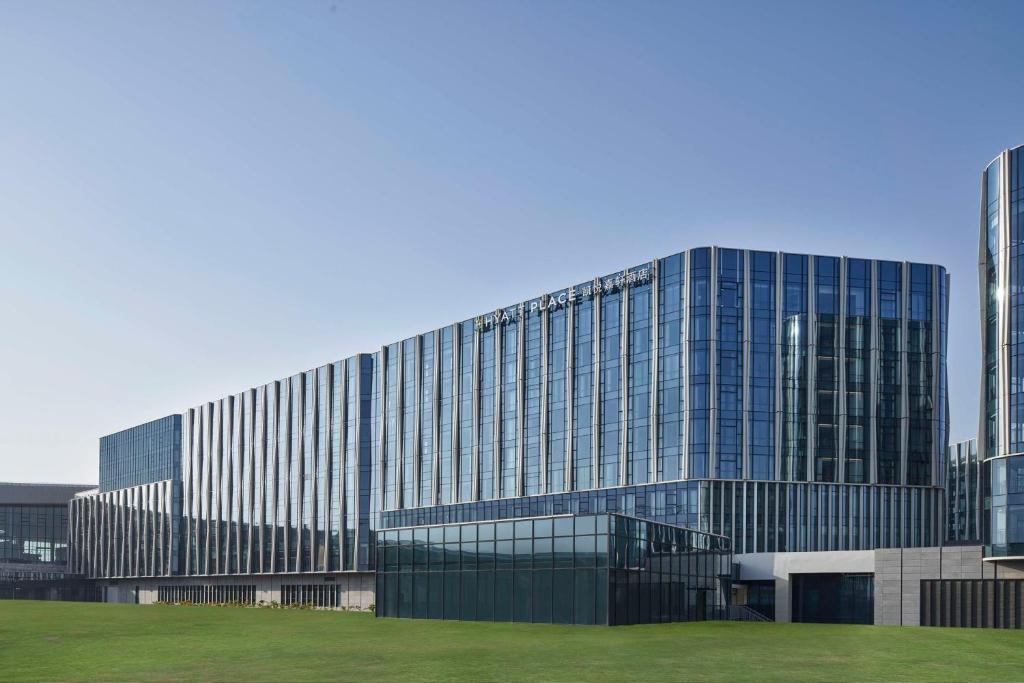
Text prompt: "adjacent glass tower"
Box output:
[[981, 145, 1024, 558]]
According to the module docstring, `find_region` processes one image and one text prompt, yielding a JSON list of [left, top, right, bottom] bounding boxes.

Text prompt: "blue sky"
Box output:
[[1, 1, 1020, 483]]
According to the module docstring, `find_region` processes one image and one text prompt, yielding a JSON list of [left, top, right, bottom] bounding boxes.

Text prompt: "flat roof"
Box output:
[[0, 482, 96, 505]]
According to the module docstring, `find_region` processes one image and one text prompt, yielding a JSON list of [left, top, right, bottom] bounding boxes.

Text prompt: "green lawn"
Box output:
[[2, 601, 1023, 682]]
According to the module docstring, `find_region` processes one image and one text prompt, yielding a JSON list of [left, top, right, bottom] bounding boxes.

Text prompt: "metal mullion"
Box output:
[[227, 393, 236, 573], [103, 492, 110, 576], [494, 320, 503, 497], [144, 485, 151, 576], [141, 485, 149, 575], [931, 266, 941, 488], [131, 488, 139, 576], [413, 336, 423, 508], [516, 313, 526, 496], [775, 252, 783, 481], [79, 497, 86, 575], [620, 282, 630, 486], [352, 358, 363, 567], [338, 360, 348, 570], [708, 480, 715, 536], [235, 394, 244, 574], [566, 299, 576, 490], [318, 367, 328, 572], [838, 256, 847, 483], [682, 253, 691, 478], [308, 375, 318, 570], [165, 482, 172, 575], [651, 260, 660, 483], [215, 399, 225, 575], [230, 395, 239, 573], [473, 326, 481, 501], [807, 255, 816, 484], [432, 332, 442, 504], [149, 484, 157, 575], [182, 410, 192, 576], [452, 328, 461, 502], [247, 388, 256, 574], [774, 482, 780, 552], [541, 299, 550, 494], [593, 286, 602, 486], [106, 491, 113, 576], [96, 495, 102, 576], [396, 344, 405, 509], [752, 481, 758, 552], [869, 262, 879, 484], [269, 384, 278, 574], [741, 481, 747, 553], [184, 409, 193, 573], [859, 485, 866, 550], [204, 402, 213, 575], [741, 251, 750, 480], [283, 381, 292, 573], [724, 482, 730, 542], [135, 489, 141, 574], [377, 345, 388, 512], [709, 247, 718, 479], [900, 261, 910, 485], [296, 378, 306, 573], [999, 151, 1012, 456], [117, 489, 125, 576]]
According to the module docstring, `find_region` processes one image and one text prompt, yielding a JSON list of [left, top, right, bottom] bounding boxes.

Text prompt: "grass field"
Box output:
[[2, 601, 1024, 682]]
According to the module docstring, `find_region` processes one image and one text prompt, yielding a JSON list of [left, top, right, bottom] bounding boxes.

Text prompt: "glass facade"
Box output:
[[369, 252, 944, 512], [68, 480, 180, 578], [379, 479, 942, 553], [1, 483, 94, 583], [375, 513, 732, 625], [985, 455, 1024, 557], [790, 573, 874, 624], [980, 147, 1024, 557], [71, 246, 948, 581], [947, 438, 980, 542], [99, 415, 181, 492], [0, 505, 69, 577]]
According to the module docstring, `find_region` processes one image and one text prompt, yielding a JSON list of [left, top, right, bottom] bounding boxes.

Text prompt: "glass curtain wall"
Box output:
[[76, 246, 950, 577], [983, 147, 1024, 558], [99, 415, 182, 492], [375, 513, 731, 626]]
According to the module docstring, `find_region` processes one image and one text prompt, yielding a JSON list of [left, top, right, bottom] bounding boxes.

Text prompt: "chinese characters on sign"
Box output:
[[475, 266, 652, 330]]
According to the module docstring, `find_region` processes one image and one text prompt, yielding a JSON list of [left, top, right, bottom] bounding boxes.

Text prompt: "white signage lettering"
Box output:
[[475, 266, 652, 330]]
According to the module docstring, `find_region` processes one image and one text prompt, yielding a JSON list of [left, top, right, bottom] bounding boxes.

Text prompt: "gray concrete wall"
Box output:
[[741, 546, 1024, 626], [873, 546, 989, 626]]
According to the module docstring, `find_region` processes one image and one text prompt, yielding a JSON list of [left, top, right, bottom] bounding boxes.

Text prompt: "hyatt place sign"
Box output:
[[475, 266, 652, 330]]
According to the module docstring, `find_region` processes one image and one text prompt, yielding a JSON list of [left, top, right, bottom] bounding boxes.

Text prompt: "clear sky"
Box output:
[[1, 1, 1020, 484]]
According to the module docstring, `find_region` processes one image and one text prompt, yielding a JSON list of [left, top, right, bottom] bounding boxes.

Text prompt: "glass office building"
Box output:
[[980, 146, 1024, 558], [70, 246, 949, 591], [947, 438, 980, 542], [1, 483, 94, 594], [99, 415, 181, 492], [375, 513, 732, 625]]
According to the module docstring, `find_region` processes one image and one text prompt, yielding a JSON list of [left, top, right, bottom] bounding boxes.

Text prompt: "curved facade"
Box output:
[[981, 145, 1024, 557], [70, 246, 949, 580]]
